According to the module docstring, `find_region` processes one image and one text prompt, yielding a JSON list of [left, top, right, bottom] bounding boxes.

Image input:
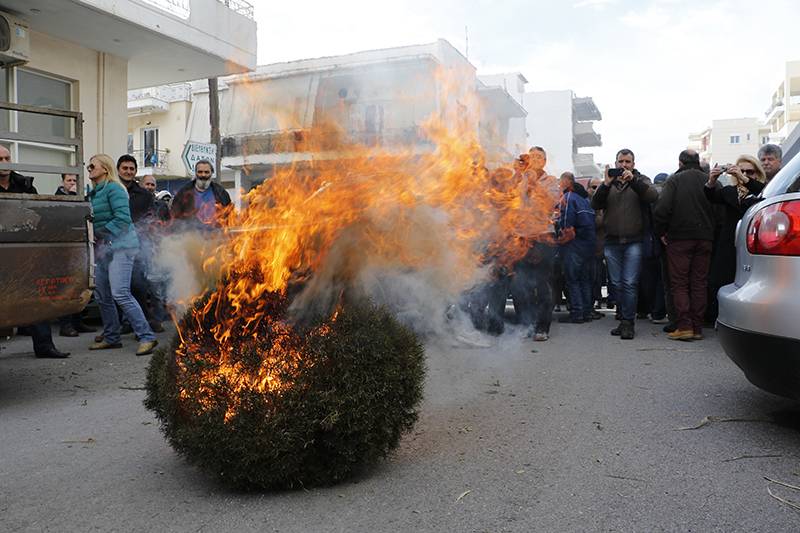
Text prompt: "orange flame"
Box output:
[[174, 67, 557, 420]]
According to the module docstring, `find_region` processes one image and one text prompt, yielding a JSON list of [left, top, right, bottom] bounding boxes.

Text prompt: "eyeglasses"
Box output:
[[741, 168, 757, 176], [87, 163, 95, 171]]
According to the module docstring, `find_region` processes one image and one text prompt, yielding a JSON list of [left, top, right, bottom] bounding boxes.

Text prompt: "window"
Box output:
[[0, 67, 74, 193], [762, 136, 770, 145], [143, 127, 159, 167], [746, 133, 751, 142], [730, 135, 740, 144], [127, 133, 134, 154]]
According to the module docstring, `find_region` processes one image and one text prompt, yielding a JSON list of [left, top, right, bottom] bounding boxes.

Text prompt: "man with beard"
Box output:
[[171, 160, 231, 226], [591, 148, 658, 340]]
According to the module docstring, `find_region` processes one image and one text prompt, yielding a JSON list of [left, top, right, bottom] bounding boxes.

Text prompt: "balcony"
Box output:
[[573, 153, 600, 177], [3, 0, 257, 89], [222, 127, 432, 158], [217, 0, 254, 19], [573, 96, 602, 122], [133, 149, 170, 174], [574, 121, 602, 148]]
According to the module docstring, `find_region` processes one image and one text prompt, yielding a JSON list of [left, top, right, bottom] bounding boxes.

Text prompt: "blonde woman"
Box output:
[[87, 154, 157, 356], [705, 154, 766, 294]]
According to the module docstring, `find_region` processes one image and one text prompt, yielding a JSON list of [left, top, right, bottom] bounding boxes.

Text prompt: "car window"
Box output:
[[762, 154, 800, 197]]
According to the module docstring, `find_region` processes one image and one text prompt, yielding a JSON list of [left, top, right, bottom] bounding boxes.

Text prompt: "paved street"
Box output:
[[2, 314, 799, 532]]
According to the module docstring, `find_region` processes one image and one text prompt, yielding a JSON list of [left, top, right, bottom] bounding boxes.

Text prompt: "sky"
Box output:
[[252, 0, 800, 177]]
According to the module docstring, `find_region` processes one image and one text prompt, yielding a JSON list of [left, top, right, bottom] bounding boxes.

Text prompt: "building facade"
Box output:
[[0, 0, 256, 193], [523, 90, 603, 178], [181, 39, 525, 198], [478, 72, 528, 156], [688, 118, 770, 166]]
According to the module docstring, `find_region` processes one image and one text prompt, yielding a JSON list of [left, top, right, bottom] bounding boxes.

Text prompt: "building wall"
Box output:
[[479, 73, 528, 155], [524, 90, 574, 175], [128, 99, 192, 177], [16, 29, 127, 194], [708, 118, 765, 166]]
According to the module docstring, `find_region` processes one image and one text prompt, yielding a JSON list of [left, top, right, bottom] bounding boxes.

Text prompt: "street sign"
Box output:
[[182, 141, 217, 176]]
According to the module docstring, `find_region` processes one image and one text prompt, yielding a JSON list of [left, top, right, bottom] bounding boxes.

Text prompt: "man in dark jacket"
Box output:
[[557, 172, 597, 323], [591, 148, 658, 339], [0, 146, 70, 358], [171, 159, 232, 226], [653, 150, 715, 341]]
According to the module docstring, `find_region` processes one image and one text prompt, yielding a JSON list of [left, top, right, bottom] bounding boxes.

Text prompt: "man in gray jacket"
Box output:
[[591, 148, 658, 339]]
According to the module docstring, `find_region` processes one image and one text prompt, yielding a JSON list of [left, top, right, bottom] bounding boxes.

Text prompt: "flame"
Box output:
[[173, 67, 557, 421]]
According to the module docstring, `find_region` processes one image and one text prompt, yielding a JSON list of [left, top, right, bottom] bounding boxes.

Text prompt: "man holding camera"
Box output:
[[591, 149, 658, 340]]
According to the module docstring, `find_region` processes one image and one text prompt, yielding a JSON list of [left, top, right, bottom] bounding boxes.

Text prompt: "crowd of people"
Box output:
[[0, 146, 231, 358], [1, 139, 786, 356], [462, 143, 784, 343]]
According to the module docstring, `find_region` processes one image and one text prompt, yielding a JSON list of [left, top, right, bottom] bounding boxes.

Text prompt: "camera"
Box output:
[[608, 168, 625, 178]]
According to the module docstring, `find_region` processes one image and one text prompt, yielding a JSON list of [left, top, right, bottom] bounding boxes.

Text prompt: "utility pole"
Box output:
[[208, 77, 221, 178]]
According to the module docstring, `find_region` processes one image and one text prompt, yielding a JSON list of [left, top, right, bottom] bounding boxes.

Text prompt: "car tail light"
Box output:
[[747, 199, 800, 255]]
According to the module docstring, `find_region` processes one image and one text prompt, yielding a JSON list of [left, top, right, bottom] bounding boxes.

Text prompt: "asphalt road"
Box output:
[[2, 313, 799, 532]]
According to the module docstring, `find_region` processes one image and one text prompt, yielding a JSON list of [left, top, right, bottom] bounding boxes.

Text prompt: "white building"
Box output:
[[524, 90, 602, 178], [764, 60, 800, 148], [478, 72, 528, 155], [688, 118, 770, 166], [127, 83, 194, 179], [0, 0, 256, 193], [183, 39, 526, 196]]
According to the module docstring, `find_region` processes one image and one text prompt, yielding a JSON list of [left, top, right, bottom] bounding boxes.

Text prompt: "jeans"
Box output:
[[510, 244, 555, 334], [562, 247, 593, 320], [666, 240, 712, 333], [30, 322, 56, 355], [95, 247, 156, 344], [604, 242, 643, 322]]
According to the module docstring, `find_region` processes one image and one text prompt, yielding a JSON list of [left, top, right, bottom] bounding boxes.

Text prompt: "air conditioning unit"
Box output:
[[0, 12, 31, 67]]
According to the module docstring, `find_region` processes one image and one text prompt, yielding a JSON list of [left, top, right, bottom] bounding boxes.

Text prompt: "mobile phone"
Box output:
[[608, 168, 624, 178]]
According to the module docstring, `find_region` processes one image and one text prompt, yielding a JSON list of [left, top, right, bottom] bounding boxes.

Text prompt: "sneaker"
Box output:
[[90, 341, 123, 350], [662, 322, 678, 333], [533, 332, 549, 342], [650, 316, 669, 324], [667, 329, 694, 341], [620, 321, 635, 340], [136, 340, 158, 356]]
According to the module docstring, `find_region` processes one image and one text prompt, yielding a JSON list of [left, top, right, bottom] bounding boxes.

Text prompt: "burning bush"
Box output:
[[144, 291, 425, 490]]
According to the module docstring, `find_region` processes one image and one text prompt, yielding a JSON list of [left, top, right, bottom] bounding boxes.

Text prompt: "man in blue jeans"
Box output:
[[557, 172, 597, 324], [591, 149, 658, 339]]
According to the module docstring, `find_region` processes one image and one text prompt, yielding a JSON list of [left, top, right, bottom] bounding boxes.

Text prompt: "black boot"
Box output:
[[620, 320, 635, 340]]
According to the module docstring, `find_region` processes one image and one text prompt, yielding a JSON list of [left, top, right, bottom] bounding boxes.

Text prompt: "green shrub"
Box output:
[[144, 293, 426, 490]]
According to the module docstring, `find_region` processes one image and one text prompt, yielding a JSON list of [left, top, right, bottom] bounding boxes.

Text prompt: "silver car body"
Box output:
[[717, 154, 800, 398]]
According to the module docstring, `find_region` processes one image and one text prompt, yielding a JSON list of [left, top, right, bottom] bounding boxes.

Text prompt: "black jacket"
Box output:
[[653, 167, 715, 241], [0, 171, 37, 194], [705, 180, 765, 286], [123, 180, 155, 224], [171, 180, 232, 221], [591, 170, 658, 244], [55, 185, 77, 196]]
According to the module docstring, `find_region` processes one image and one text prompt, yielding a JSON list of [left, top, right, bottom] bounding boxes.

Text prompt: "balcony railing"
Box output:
[[132, 149, 170, 171], [222, 127, 431, 157], [217, 0, 254, 19], [128, 84, 192, 103]]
